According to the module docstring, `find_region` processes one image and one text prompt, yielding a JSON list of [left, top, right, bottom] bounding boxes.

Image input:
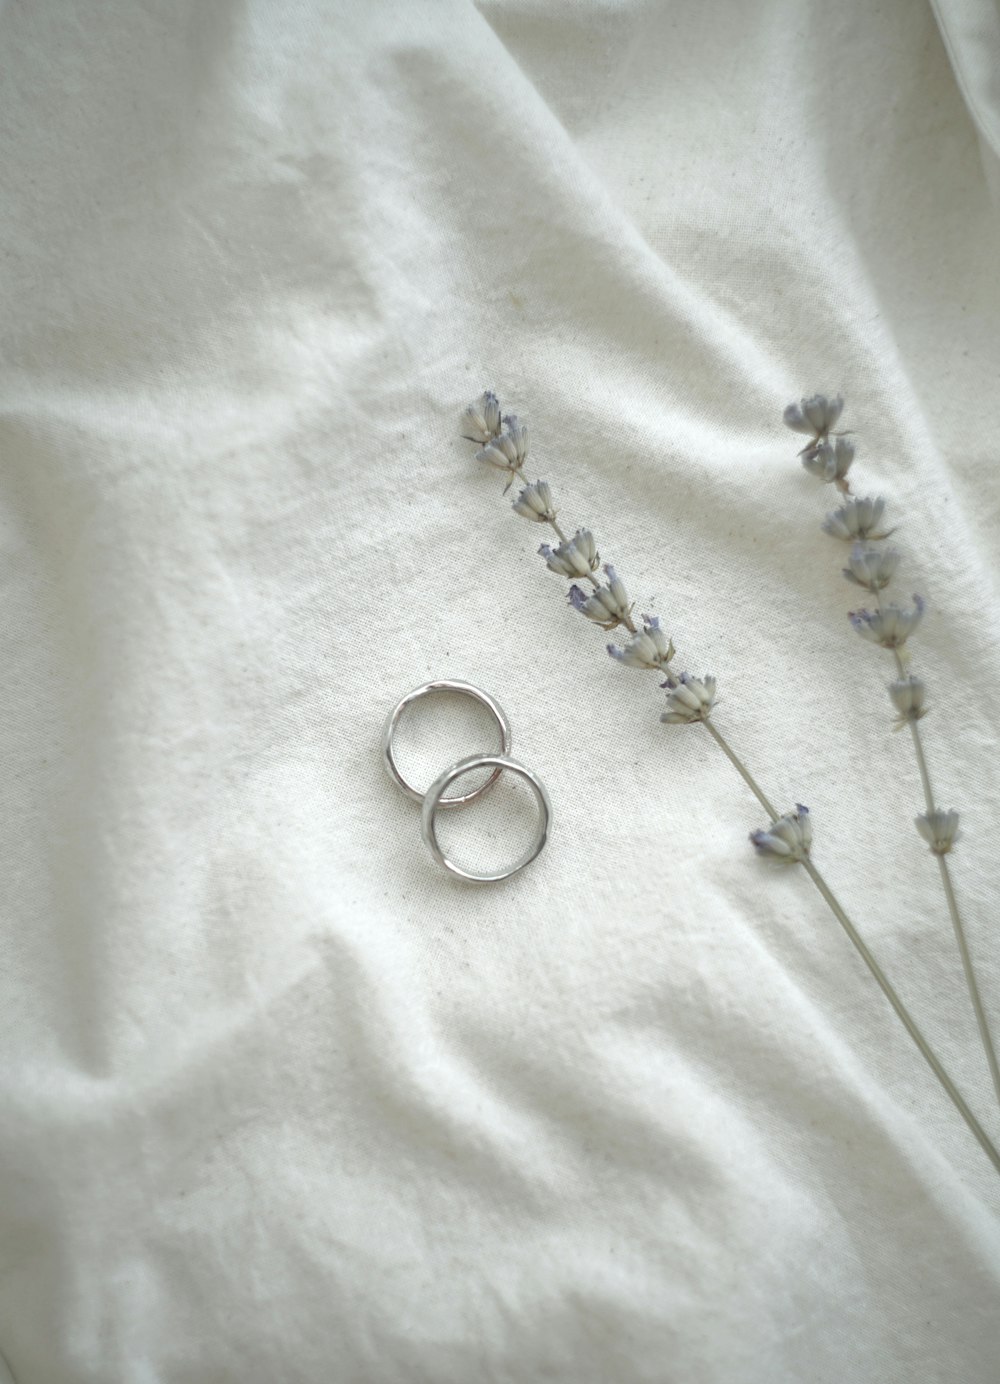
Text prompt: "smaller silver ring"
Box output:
[[382, 681, 513, 809], [421, 755, 551, 882]]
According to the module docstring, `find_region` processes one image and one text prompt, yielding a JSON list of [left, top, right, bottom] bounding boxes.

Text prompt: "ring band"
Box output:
[[381, 680, 513, 808], [421, 754, 551, 882]]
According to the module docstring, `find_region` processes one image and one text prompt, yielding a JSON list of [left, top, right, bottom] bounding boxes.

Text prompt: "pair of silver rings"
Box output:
[[381, 680, 551, 883]]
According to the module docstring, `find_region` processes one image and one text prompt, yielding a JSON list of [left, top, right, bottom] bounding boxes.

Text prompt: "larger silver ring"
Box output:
[[421, 754, 551, 882], [382, 680, 513, 808]]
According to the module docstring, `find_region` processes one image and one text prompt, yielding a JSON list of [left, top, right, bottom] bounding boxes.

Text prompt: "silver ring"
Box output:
[[421, 754, 551, 882], [382, 680, 513, 808]]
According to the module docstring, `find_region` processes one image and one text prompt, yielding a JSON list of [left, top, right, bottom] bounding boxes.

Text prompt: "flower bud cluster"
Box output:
[[660, 673, 717, 724], [750, 805, 812, 863], [822, 496, 891, 541], [568, 566, 632, 631], [461, 391, 503, 445], [471, 401, 529, 490], [539, 529, 599, 577], [783, 395, 843, 440], [802, 436, 855, 485], [888, 675, 928, 730], [607, 616, 675, 671], [916, 809, 959, 855], [849, 596, 925, 649], [842, 542, 900, 592], [512, 481, 556, 522]]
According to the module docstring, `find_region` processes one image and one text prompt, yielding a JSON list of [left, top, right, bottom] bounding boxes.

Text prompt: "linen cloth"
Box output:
[[2, 2, 1000, 1380]]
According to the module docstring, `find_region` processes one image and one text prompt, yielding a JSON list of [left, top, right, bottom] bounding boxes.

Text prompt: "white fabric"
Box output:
[[2, 2, 1000, 1380], [932, 0, 1000, 199]]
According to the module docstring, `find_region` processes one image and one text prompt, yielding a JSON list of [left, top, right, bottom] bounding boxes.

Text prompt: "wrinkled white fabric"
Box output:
[[932, 0, 1000, 198], [2, 2, 1000, 1381]]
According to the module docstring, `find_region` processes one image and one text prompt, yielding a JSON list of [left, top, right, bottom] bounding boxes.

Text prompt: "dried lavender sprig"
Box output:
[[460, 391, 1000, 1177], [708, 722, 1000, 1178], [787, 393, 1000, 1116]]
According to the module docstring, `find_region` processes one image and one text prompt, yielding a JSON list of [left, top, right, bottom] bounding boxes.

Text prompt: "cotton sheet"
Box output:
[[2, 2, 1000, 1380]]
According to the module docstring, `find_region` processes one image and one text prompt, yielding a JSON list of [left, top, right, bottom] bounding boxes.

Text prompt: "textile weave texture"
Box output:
[[2, 2, 1000, 1380]]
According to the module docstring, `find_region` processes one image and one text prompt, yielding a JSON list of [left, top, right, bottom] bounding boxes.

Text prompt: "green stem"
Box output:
[[907, 716, 935, 812], [874, 589, 1000, 1116], [802, 856, 1000, 1177], [701, 718, 779, 820], [937, 850, 1000, 1114], [701, 718, 1000, 1179], [906, 700, 1000, 1116]]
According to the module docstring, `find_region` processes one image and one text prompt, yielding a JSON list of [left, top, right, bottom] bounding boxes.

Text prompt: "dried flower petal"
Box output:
[[512, 480, 555, 522], [784, 395, 844, 438], [822, 496, 891, 541], [476, 440, 516, 472], [476, 416, 529, 485], [539, 529, 599, 578], [608, 615, 675, 670], [501, 415, 528, 461], [843, 542, 900, 591], [802, 436, 855, 483], [661, 672, 717, 724], [849, 596, 925, 648], [461, 391, 503, 444], [750, 805, 812, 862], [888, 675, 928, 730], [915, 809, 959, 854], [568, 564, 632, 630]]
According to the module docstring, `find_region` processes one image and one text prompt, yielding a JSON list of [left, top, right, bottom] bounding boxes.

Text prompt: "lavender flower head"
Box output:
[[784, 394, 844, 440], [476, 414, 528, 484], [512, 480, 556, 522], [568, 565, 632, 631], [802, 436, 855, 484], [539, 529, 599, 578], [888, 675, 928, 730], [608, 615, 675, 670], [849, 595, 925, 649], [750, 805, 812, 863], [843, 542, 900, 591], [661, 673, 717, 724], [916, 809, 960, 855], [461, 391, 502, 444], [823, 496, 891, 541]]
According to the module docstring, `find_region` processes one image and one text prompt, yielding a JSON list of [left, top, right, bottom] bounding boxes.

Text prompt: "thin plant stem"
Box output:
[[938, 851, 1000, 1113], [802, 856, 1000, 1178], [872, 594, 1000, 1114], [701, 718, 1000, 1178], [907, 717, 935, 811], [701, 718, 779, 820]]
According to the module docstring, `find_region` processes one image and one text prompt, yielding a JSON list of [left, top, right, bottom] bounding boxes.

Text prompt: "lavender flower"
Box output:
[[477, 416, 528, 481], [849, 596, 925, 649], [750, 805, 812, 863], [822, 496, 891, 541], [843, 542, 901, 591], [802, 436, 855, 484], [784, 395, 844, 439], [916, 809, 960, 855], [512, 480, 556, 522], [539, 529, 599, 578], [888, 675, 928, 730], [608, 615, 675, 670], [661, 673, 717, 724], [502, 414, 528, 461], [461, 391, 503, 444], [568, 565, 632, 631]]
